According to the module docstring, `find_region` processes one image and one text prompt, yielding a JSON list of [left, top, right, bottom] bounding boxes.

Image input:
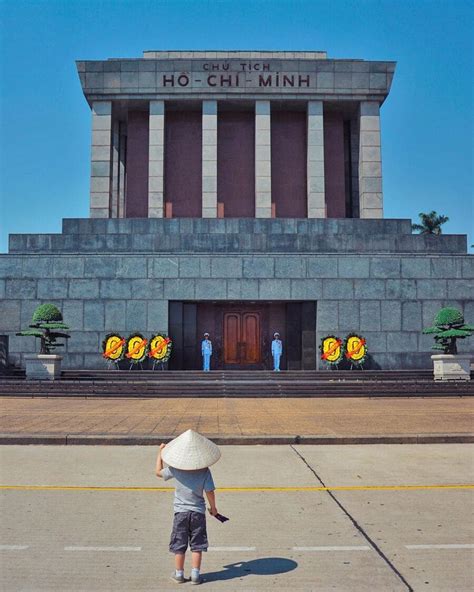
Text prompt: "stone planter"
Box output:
[[24, 354, 63, 380], [431, 354, 471, 381]]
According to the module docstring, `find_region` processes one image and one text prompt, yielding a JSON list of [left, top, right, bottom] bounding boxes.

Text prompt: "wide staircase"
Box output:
[[1, 369, 473, 397]]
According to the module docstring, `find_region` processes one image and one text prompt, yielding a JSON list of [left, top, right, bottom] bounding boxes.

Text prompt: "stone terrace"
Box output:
[[8, 218, 467, 254], [1, 218, 473, 371]]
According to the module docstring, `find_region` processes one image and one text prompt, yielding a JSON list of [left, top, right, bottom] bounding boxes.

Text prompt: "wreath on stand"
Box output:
[[102, 333, 126, 366], [344, 333, 367, 368], [148, 333, 173, 366], [125, 333, 148, 367], [320, 335, 344, 368]]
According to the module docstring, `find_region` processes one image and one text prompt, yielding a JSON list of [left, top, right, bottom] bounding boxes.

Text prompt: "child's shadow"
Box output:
[[203, 557, 298, 582]]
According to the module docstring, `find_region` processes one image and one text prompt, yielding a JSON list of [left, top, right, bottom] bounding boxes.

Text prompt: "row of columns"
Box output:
[[89, 100, 383, 219]]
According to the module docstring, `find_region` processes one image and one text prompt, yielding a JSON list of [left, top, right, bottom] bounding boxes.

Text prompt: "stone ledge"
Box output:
[[0, 433, 472, 445], [61, 218, 413, 235], [9, 231, 467, 255]]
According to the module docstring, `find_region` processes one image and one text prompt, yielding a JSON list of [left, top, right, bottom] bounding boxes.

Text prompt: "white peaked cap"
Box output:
[[161, 429, 221, 470]]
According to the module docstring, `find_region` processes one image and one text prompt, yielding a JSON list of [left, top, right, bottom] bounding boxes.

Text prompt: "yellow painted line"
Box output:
[[0, 484, 473, 492]]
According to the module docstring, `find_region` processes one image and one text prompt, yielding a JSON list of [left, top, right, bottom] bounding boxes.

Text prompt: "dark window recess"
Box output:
[[164, 110, 202, 217], [271, 111, 307, 217], [125, 111, 149, 217], [217, 111, 255, 217], [169, 302, 199, 370], [183, 303, 198, 369], [286, 301, 316, 370], [323, 111, 346, 218]]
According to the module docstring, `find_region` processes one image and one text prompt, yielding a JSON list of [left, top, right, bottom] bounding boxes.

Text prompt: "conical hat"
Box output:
[[161, 429, 221, 470]]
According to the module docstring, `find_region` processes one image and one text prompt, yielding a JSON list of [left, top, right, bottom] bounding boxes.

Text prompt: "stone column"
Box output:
[[202, 100, 217, 218], [307, 101, 326, 218], [359, 101, 383, 218], [255, 100, 272, 218], [118, 124, 126, 218], [90, 101, 112, 218], [110, 120, 120, 218], [148, 100, 165, 218], [350, 116, 360, 218]]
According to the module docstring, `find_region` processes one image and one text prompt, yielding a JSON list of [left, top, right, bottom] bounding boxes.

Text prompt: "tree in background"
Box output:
[[412, 211, 449, 235]]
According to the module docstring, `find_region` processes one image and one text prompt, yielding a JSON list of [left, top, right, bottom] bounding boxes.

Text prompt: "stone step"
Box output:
[[63, 369, 437, 381], [1, 375, 472, 397], [9, 231, 466, 254], [61, 218, 414, 237], [0, 369, 438, 381]]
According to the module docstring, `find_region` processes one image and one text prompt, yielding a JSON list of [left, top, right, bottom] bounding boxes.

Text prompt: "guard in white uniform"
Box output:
[[271, 332, 283, 371], [201, 332, 212, 372]]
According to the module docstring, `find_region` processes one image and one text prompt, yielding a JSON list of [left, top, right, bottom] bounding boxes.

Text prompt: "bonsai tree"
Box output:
[[423, 307, 474, 355], [412, 211, 449, 235], [17, 303, 70, 354]]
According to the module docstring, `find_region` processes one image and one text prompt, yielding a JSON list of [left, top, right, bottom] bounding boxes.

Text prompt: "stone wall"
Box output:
[[1, 244, 472, 370], [8, 218, 467, 255]]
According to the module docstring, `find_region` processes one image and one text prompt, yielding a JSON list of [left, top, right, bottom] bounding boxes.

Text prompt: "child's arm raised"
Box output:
[[205, 489, 218, 516], [155, 443, 166, 478]]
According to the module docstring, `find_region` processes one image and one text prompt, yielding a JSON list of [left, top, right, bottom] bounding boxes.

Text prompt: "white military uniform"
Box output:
[[201, 335, 212, 371], [271, 334, 283, 371]]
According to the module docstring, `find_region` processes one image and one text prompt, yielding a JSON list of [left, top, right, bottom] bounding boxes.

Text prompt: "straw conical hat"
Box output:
[[161, 429, 221, 470]]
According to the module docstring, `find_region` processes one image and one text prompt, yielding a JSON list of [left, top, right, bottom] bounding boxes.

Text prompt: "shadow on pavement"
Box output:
[[203, 557, 298, 582]]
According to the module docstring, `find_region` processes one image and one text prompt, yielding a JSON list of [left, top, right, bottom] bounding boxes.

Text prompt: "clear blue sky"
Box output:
[[0, 0, 473, 253]]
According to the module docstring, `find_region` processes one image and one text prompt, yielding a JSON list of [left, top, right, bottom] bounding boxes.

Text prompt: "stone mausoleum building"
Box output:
[[1, 51, 472, 370]]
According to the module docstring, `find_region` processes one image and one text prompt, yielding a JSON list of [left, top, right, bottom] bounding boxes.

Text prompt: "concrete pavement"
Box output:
[[1, 444, 473, 591]]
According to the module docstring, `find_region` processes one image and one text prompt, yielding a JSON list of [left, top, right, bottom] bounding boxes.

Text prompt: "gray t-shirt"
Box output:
[[162, 466, 215, 514]]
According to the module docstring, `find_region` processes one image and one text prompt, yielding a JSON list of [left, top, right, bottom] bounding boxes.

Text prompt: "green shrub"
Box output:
[[17, 303, 70, 354], [32, 303, 64, 323], [423, 307, 474, 354]]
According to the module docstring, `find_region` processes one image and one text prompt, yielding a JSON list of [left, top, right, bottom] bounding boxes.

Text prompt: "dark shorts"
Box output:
[[169, 511, 208, 553]]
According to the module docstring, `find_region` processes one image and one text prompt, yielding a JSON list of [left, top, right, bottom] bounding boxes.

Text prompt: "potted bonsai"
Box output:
[[423, 307, 473, 381], [16, 303, 70, 380]]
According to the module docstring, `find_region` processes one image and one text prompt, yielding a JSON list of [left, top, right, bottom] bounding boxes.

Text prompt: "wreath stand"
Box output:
[[106, 359, 120, 371], [151, 360, 166, 371], [129, 361, 144, 371]]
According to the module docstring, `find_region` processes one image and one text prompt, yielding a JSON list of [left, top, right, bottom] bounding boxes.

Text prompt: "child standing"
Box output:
[[156, 429, 221, 585]]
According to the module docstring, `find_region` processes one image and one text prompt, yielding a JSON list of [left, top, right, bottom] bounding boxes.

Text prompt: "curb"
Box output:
[[0, 433, 473, 445]]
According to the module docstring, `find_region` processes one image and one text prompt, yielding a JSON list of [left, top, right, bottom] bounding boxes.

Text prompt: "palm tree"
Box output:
[[411, 211, 449, 235]]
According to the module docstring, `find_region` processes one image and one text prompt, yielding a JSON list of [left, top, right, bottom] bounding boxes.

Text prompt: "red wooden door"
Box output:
[[224, 311, 261, 367], [224, 312, 241, 364], [242, 312, 260, 364]]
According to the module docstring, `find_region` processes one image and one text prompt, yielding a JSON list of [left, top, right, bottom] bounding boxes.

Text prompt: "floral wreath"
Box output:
[[344, 333, 368, 366], [125, 332, 148, 364], [148, 333, 173, 363], [319, 335, 344, 366], [102, 333, 126, 361]]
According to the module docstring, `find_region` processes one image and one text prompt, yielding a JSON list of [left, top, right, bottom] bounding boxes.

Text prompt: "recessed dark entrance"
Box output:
[[169, 301, 316, 371]]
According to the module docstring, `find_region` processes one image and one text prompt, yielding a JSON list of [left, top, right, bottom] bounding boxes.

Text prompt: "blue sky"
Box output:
[[0, 0, 472, 253]]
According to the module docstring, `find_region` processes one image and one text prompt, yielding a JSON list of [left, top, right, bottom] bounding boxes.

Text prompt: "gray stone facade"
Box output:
[[2, 50, 471, 372], [77, 50, 395, 219], [77, 52, 395, 102], [1, 218, 472, 370]]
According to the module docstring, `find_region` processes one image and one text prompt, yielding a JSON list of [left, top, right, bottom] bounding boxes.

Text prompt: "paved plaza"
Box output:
[[1, 444, 473, 591], [1, 396, 473, 444]]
